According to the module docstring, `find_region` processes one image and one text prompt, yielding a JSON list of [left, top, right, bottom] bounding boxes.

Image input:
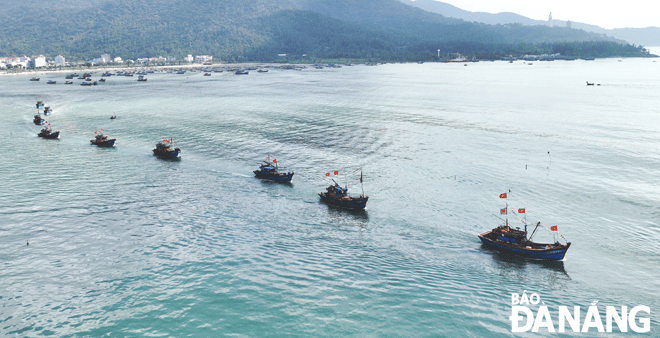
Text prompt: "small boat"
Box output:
[[153, 139, 181, 159], [36, 101, 44, 108], [257, 69, 268, 73], [204, 73, 211, 76], [65, 81, 74, 84], [586, 81, 594, 86], [90, 129, 116, 147], [43, 106, 52, 115], [33, 114, 46, 125], [30, 78, 40, 81], [176, 70, 186, 74], [478, 195, 571, 261], [319, 169, 368, 210], [47, 80, 57, 84], [137, 76, 147, 82], [110, 115, 117, 119], [80, 82, 92, 86], [234, 69, 249, 75], [253, 156, 294, 182], [65, 74, 75, 79], [38, 125, 60, 139], [99, 78, 106, 82]]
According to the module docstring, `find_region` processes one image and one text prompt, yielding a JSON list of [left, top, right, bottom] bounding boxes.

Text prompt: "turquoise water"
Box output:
[[1, 60, 659, 337]]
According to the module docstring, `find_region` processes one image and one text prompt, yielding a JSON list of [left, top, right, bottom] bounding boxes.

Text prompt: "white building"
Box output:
[[54, 55, 65, 66], [114, 57, 123, 64], [101, 54, 112, 63], [184, 54, 194, 63], [548, 12, 553, 27], [28, 55, 46, 68], [194, 55, 213, 64]]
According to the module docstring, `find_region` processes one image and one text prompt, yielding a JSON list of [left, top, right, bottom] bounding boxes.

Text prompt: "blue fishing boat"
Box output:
[[478, 194, 570, 260], [253, 156, 293, 182], [319, 168, 368, 210], [36, 101, 44, 108], [90, 129, 116, 147], [153, 139, 181, 159], [43, 106, 52, 115], [33, 113, 45, 125]]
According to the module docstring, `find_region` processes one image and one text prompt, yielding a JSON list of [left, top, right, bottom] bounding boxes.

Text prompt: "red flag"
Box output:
[[325, 173, 330, 177], [499, 193, 507, 198], [273, 159, 277, 163], [500, 208, 507, 215], [550, 225, 558, 232], [164, 139, 170, 143], [518, 208, 525, 213], [334, 171, 339, 175]]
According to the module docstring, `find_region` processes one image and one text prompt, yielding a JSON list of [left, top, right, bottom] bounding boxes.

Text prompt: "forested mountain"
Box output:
[[0, 0, 651, 62], [403, 0, 660, 47]]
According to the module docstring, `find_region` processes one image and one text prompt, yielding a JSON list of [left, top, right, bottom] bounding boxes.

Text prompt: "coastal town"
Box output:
[[0, 54, 214, 70]]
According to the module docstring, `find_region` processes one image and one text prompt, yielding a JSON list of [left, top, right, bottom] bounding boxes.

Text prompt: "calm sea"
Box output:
[[1, 58, 659, 337]]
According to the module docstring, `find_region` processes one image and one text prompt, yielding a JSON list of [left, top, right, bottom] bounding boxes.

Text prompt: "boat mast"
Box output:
[[360, 168, 364, 197]]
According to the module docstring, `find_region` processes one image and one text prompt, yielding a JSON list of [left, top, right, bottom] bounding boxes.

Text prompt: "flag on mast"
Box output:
[[550, 225, 558, 231], [518, 208, 525, 213], [500, 208, 507, 215]]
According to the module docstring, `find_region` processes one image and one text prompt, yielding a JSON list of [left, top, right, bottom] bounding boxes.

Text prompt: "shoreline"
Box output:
[[0, 62, 314, 77]]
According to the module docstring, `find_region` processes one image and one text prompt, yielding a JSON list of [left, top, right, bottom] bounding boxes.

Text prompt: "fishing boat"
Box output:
[[43, 106, 52, 115], [30, 77, 40, 81], [90, 129, 116, 147], [234, 69, 249, 75], [478, 194, 571, 260], [110, 115, 117, 119], [38, 124, 60, 139], [33, 113, 45, 125], [204, 73, 211, 76], [319, 168, 368, 210], [257, 69, 268, 73], [137, 76, 147, 82], [47, 80, 57, 84], [65, 81, 74, 84], [153, 139, 181, 159], [253, 156, 294, 182], [36, 101, 44, 108]]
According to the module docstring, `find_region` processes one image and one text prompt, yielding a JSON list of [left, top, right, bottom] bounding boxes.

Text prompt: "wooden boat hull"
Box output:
[[478, 231, 570, 260], [34, 119, 45, 125], [38, 131, 60, 139], [319, 192, 368, 210], [254, 170, 294, 182], [153, 148, 181, 159], [91, 139, 116, 147]]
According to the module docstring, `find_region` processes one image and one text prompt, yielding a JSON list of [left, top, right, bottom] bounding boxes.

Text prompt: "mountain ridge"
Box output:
[[0, 0, 650, 62], [403, 0, 660, 46]]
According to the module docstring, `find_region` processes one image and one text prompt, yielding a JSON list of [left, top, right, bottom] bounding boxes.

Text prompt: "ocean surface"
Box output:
[[1, 58, 659, 337]]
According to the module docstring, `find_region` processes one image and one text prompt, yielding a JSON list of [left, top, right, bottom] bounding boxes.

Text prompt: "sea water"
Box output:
[[1, 59, 659, 336]]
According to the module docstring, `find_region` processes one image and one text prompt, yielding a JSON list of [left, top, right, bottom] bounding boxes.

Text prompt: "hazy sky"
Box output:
[[438, 0, 659, 29]]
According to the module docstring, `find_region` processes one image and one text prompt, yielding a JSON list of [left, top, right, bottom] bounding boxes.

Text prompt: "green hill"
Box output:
[[0, 0, 650, 62]]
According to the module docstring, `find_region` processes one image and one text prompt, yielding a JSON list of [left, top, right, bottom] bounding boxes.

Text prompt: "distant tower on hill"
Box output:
[[567, 20, 572, 28], [548, 12, 553, 27]]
